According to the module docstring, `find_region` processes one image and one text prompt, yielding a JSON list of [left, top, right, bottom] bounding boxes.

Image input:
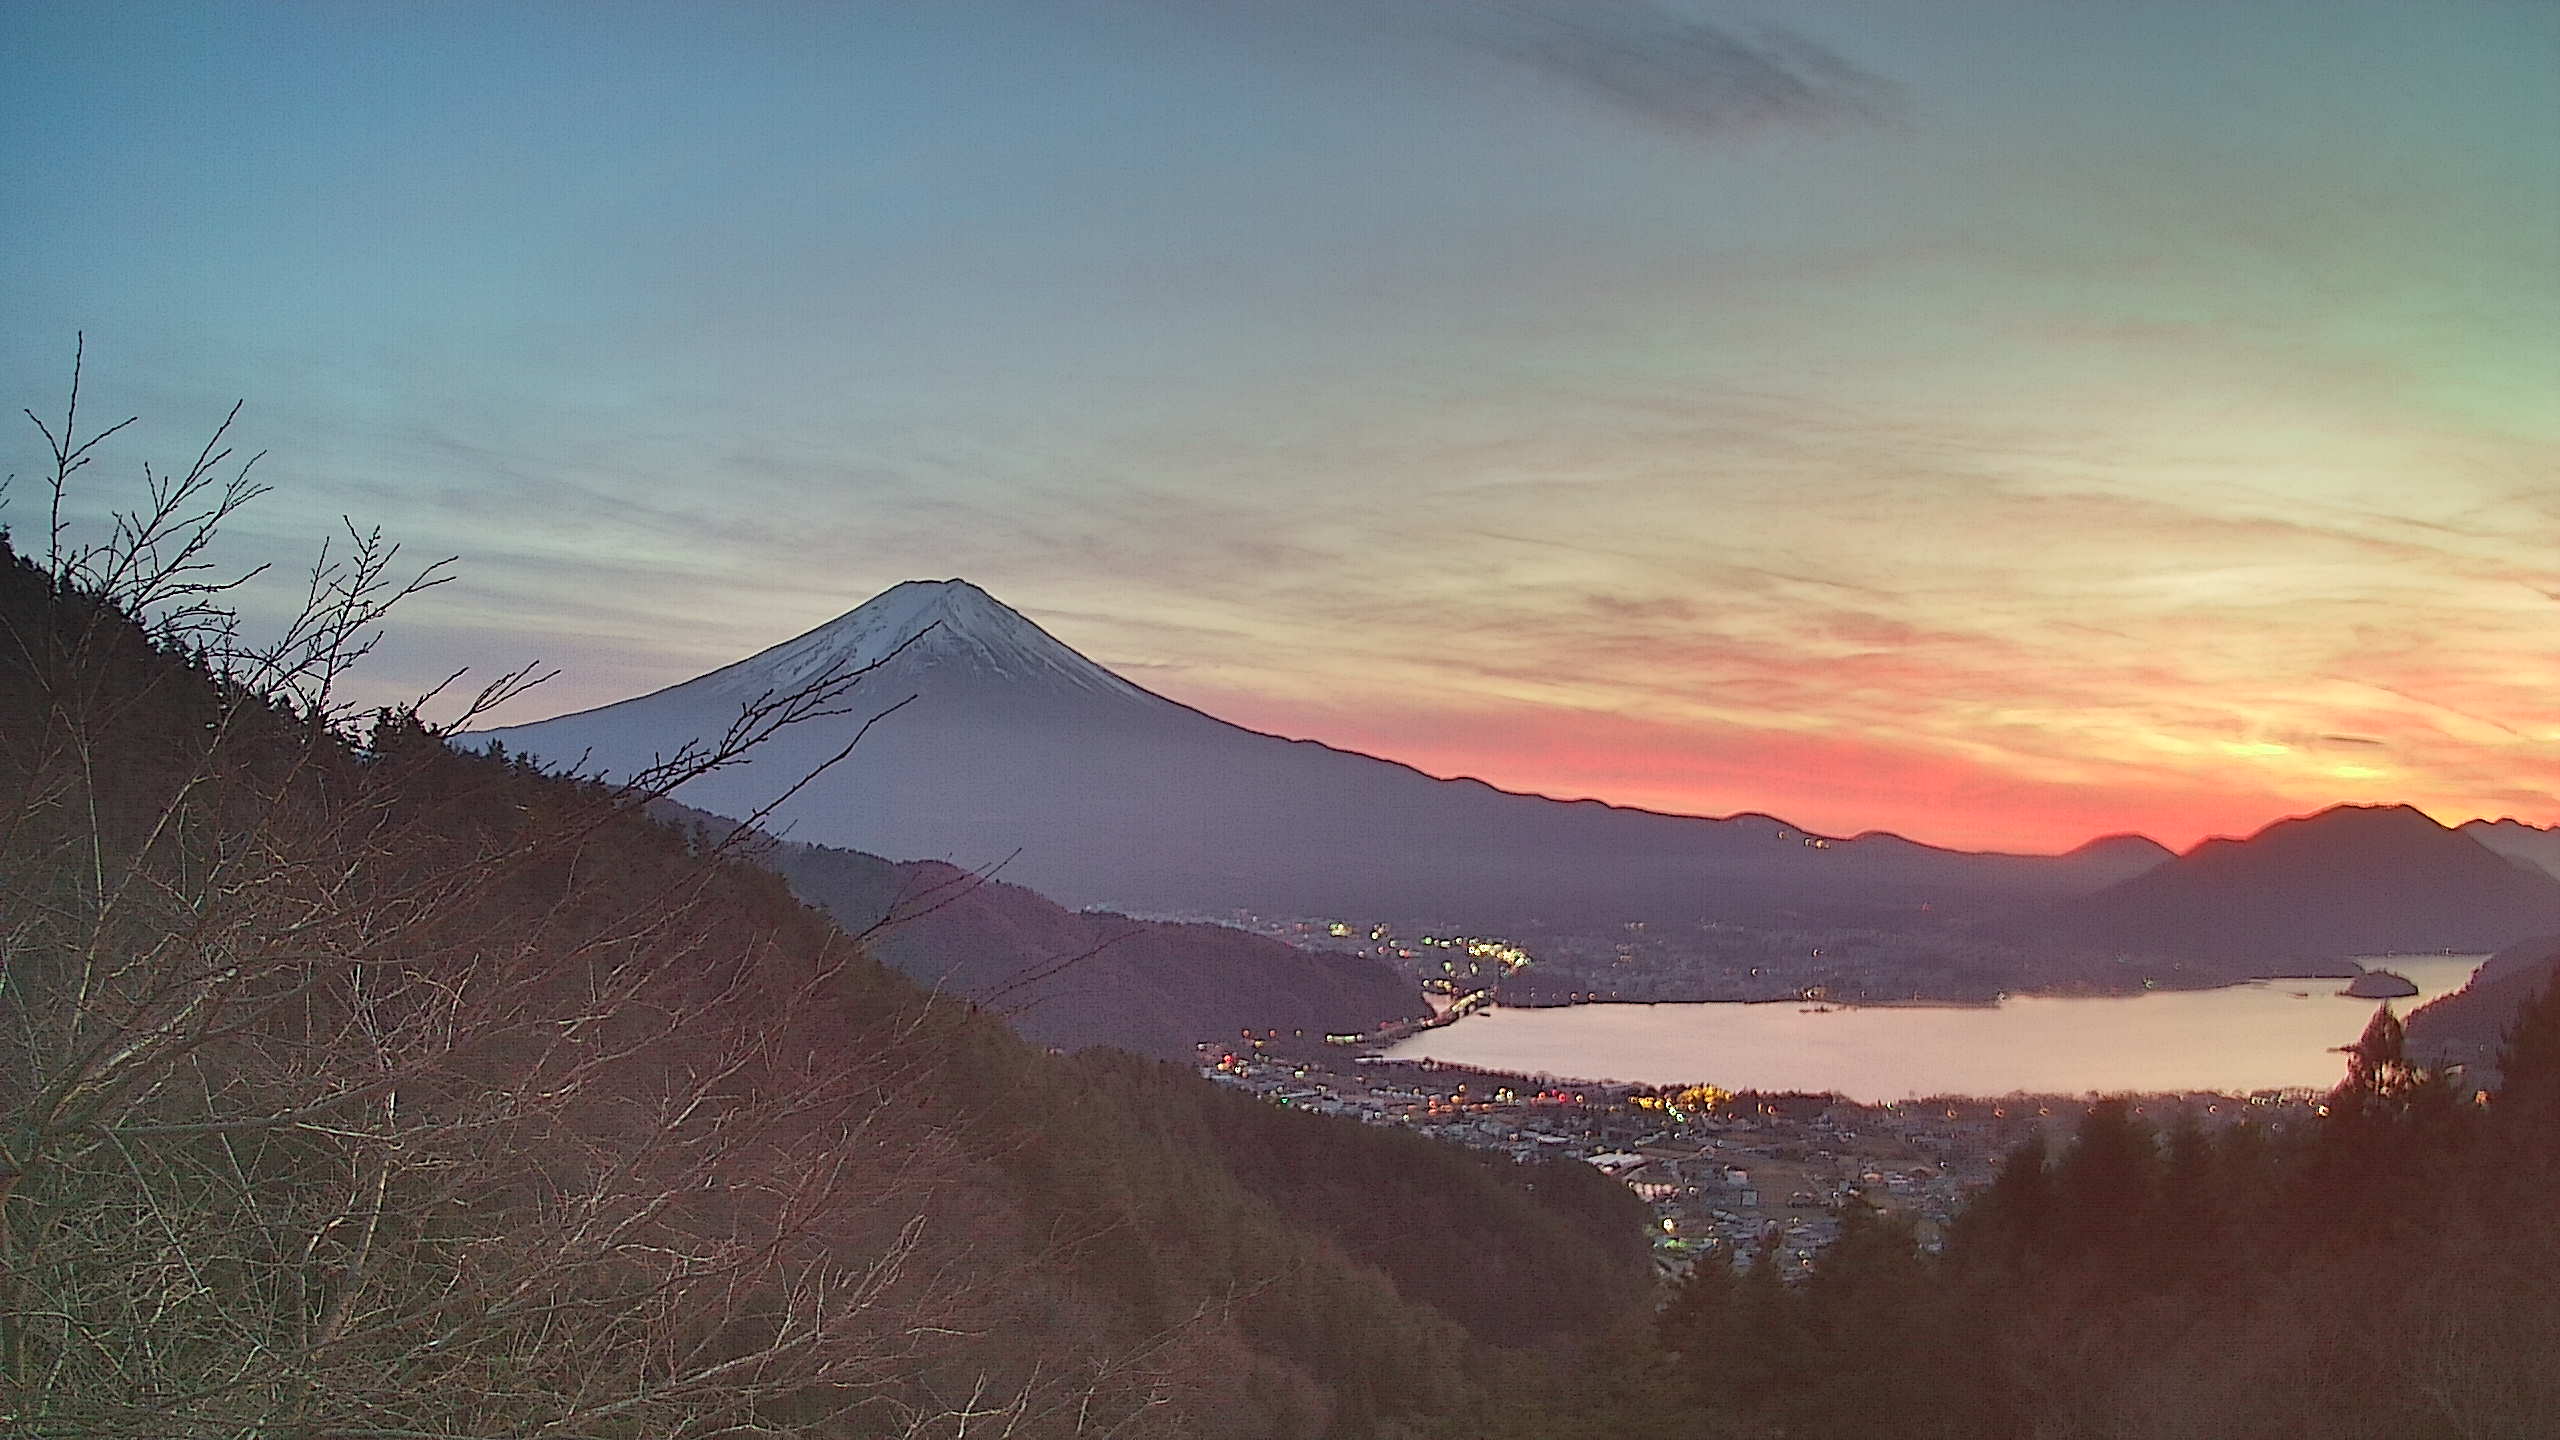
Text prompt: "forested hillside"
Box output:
[[1511, 1002, 2560, 1440], [0, 527, 1651, 1437]]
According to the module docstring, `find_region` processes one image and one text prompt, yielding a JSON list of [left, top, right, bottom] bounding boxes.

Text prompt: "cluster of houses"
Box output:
[[1203, 1044, 2004, 1269], [1205, 1037, 2333, 1275]]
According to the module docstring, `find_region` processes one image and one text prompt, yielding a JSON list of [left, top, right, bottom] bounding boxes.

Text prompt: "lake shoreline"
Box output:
[[1377, 955, 2487, 1102]]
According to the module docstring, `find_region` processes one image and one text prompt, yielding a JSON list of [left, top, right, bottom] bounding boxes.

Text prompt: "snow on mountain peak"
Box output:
[[692, 579, 1146, 703]]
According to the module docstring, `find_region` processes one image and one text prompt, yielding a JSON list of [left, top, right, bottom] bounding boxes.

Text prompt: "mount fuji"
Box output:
[[466, 580, 2164, 923]]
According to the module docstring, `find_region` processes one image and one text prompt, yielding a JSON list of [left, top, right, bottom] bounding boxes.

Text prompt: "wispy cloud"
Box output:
[[1192, 0, 1900, 139], [1415, 0, 1901, 136]]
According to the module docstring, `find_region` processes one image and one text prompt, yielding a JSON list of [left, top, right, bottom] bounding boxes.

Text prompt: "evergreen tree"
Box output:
[[2483, 978, 2560, 1200], [1656, 1244, 1737, 1368], [2148, 1113, 2224, 1287], [2332, 1005, 2422, 1122], [2211, 1116, 2284, 1222], [2051, 1099, 2156, 1261], [2491, 979, 2560, 1139], [1797, 1200, 1973, 1437], [1951, 1130, 2051, 1278]]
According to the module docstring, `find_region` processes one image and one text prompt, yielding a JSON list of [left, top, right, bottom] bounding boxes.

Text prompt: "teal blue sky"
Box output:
[[7, 1, 2555, 850]]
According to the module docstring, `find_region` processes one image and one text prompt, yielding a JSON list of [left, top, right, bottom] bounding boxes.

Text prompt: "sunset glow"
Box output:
[[7, 1, 2552, 853]]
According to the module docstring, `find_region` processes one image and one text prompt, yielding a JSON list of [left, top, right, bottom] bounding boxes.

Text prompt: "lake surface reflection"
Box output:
[[1381, 955, 2486, 1101]]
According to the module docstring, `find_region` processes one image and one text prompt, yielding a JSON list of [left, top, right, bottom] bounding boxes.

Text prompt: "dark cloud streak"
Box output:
[[1406, 0, 1900, 136], [1172, 0, 1900, 138]]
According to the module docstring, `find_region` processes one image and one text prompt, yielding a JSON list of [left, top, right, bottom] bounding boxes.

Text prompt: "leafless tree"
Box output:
[[0, 352, 1184, 1437]]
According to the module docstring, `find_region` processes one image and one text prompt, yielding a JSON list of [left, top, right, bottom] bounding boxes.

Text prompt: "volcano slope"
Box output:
[[0, 537, 1652, 1438]]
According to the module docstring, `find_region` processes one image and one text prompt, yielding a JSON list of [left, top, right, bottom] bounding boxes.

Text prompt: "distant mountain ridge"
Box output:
[[2407, 934, 2560, 1082], [651, 803, 1428, 1060], [468, 579, 2170, 926], [2049, 804, 2560, 968], [2462, 817, 2560, 880]]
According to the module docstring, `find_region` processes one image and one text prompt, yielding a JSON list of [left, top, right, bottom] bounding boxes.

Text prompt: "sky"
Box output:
[[5, 0, 2555, 854]]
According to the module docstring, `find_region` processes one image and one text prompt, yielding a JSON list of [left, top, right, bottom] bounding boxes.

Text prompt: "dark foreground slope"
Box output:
[[0, 537, 1650, 1439]]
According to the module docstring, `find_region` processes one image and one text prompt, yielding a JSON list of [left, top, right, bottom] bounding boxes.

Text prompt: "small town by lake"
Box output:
[[1381, 954, 2486, 1102]]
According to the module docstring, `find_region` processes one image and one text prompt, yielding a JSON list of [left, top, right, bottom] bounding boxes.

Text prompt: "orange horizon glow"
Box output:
[[1179, 688, 2549, 857]]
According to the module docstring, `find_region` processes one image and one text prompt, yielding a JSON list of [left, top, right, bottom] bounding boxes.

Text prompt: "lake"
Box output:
[[1380, 955, 2487, 1102]]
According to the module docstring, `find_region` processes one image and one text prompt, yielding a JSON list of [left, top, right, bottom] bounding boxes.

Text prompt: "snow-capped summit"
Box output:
[[466, 579, 2180, 925], [690, 579, 1148, 705]]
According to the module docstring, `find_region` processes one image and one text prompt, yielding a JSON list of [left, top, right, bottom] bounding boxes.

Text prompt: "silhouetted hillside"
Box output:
[[0, 533, 1649, 1437], [2057, 831, 2179, 871], [2047, 804, 2560, 968], [2463, 817, 2560, 879], [2408, 933, 2560, 1081], [689, 816, 1429, 1059]]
